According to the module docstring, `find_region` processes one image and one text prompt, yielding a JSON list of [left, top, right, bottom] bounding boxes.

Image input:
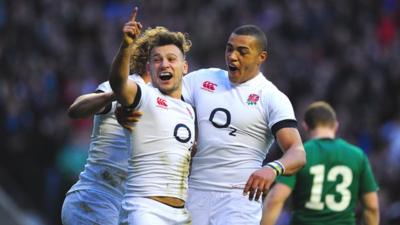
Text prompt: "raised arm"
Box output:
[[68, 91, 115, 119], [109, 7, 142, 106], [362, 191, 379, 225]]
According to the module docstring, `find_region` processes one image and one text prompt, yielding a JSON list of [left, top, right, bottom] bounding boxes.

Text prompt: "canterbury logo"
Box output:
[[201, 81, 217, 92], [156, 97, 168, 108]]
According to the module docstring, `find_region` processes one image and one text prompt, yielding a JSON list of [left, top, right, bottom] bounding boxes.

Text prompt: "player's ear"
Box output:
[[259, 50, 268, 62], [334, 121, 339, 133], [301, 121, 309, 132], [146, 62, 150, 74], [183, 60, 188, 75]]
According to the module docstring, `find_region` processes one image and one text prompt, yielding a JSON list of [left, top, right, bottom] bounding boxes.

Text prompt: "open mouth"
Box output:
[[159, 72, 173, 81], [228, 64, 239, 72]]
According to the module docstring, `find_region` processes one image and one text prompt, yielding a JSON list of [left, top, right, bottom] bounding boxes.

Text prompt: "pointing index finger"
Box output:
[[130, 6, 138, 22]]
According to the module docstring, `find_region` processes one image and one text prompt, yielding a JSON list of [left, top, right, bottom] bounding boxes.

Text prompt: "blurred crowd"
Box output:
[[0, 0, 399, 224]]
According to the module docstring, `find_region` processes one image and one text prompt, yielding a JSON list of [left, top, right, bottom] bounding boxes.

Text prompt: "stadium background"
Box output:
[[1, 0, 399, 224]]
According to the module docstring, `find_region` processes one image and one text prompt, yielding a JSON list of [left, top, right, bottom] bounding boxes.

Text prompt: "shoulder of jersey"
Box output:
[[96, 80, 112, 92], [188, 68, 229, 92], [188, 67, 227, 77], [258, 76, 281, 94], [190, 68, 228, 85], [128, 73, 145, 84], [337, 139, 366, 156]]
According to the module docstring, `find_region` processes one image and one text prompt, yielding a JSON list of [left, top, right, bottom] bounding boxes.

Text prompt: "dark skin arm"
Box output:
[[68, 92, 115, 119], [114, 105, 143, 132], [243, 127, 306, 201]]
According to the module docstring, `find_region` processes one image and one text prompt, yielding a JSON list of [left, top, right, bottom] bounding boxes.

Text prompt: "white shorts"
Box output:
[[119, 197, 191, 225], [186, 188, 262, 225], [61, 189, 122, 225]]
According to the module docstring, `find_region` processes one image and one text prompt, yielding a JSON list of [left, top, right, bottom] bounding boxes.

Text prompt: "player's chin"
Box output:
[[159, 85, 174, 95], [228, 71, 241, 83]]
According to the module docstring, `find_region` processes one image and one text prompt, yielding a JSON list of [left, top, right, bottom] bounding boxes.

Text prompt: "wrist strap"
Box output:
[[265, 160, 285, 176]]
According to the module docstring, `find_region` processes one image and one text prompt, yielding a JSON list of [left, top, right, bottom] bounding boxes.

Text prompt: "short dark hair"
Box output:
[[232, 25, 268, 51], [304, 101, 337, 130]]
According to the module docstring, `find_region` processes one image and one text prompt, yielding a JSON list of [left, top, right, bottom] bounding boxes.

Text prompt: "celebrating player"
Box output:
[[109, 7, 195, 225], [182, 25, 306, 225]]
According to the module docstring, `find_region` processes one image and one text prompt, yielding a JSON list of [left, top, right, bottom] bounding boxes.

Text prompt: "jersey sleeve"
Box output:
[[125, 83, 145, 110], [359, 154, 379, 194], [95, 81, 112, 93], [182, 70, 198, 107], [266, 90, 296, 129], [92, 81, 115, 115], [276, 174, 297, 189], [98, 75, 143, 114], [96, 101, 117, 115]]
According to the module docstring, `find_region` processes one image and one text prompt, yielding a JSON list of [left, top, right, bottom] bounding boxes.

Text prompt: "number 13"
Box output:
[[305, 165, 352, 211]]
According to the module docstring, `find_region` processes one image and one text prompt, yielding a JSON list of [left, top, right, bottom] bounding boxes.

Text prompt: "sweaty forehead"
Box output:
[[227, 34, 259, 49], [151, 44, 183, 57]]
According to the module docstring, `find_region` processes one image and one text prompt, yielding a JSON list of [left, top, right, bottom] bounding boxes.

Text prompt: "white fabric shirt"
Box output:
[[68, 74, 144, 198], [182, 68, 296, 192], [124, 83, 195, 201]]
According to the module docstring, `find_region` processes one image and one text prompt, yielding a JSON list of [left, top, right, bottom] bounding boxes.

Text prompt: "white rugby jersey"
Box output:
[[68, 74, 144, 198], [124, 83, 195, 201], [182, 68, 296, 192]]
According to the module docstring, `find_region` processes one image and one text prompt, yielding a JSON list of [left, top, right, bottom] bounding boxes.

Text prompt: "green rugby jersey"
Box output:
[[277, 138, 378, 225]]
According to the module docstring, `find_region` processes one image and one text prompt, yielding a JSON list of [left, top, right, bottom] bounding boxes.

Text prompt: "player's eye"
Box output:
[[168, 56, 177, 63], [238, 48, 249, 55], [151, 57, 161, 63]]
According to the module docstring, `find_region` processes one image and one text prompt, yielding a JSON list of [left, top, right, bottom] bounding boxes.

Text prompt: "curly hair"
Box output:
[[130, 26, 168, 76], [130, 26, 192, 76]]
